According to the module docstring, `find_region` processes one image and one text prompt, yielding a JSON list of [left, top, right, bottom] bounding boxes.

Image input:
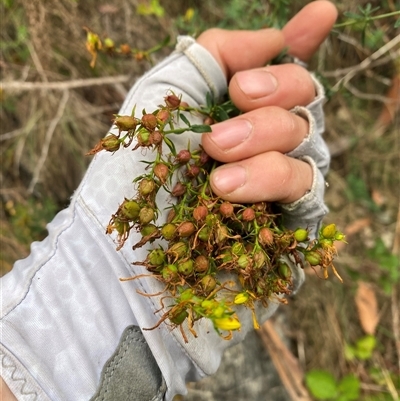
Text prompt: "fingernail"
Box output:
[[212, 166, 246, 194], [236, 70, 278, 99], [210, 119, 252, 151]]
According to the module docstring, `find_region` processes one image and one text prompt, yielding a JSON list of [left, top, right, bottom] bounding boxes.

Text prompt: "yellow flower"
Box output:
[[234, 292, 249, 305], [214, 317, 241, 331]]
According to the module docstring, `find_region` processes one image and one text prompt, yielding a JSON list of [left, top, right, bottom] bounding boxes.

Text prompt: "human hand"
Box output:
[[198, 0, 337, 226]]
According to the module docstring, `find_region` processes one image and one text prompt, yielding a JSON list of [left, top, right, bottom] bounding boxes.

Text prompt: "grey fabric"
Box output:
[[91, 326, 166, 401], [182, 330, 290, 401]]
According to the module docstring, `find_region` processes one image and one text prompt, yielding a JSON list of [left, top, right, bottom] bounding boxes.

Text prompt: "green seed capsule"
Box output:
[[162, 264, 178, 281], [167, 242, 188, 258], [140, 224, 158, 237], [305, 251, 322, 266], [278, 262, 292, 280], [200, 275, 217, 293], [148, 249, 165, 266], [294, 228, 309, 242], [139, 207, 155, 225], [121, 199, 140, 220], [178, 259, 194, 276], [161, 223, 176, 240], [170, 308, 188, 325]]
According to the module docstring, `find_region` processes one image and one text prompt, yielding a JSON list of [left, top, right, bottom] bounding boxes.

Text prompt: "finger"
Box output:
[[209, 152, 313, 204], [282, 0, 338, 61], [196, 28, 285, 79], [202, 106, 309, 162], [228, 63, 315, 112]]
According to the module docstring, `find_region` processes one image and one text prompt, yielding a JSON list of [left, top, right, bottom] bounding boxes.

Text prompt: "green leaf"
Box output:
[[305, 370, 338, 400], [354, 335, 376, 360], [163, 136, 176, 156], [395, 19, 400, 28], [190, 124, 212, 133], [179, 113, 191, 127], [338, 375, 360, 400]]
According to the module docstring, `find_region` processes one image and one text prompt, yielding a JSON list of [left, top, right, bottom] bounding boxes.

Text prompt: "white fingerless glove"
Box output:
[[1, 37, 329, 401]]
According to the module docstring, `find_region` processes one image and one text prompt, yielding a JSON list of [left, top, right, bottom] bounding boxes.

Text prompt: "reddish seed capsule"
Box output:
[[156, 109, 170, 124], [154, 163, 169, 183], [193, 205, 208, 222], [194, 255, 209, 273], [164, 94, 181, 109], [120, 44, 131, 54], [150, 130, 163, 145], [258, 227, 274, 246], [242, 208, 256, 222], [199, 150, 210, 166], [141, 114, 157, 131], [219, 202, 234, 218], [171, 182, 186, 197], [177, 221, 195, 237], [203, 116, 214, 125], [186, 164, 200, 178], [176, 149, 191, 164]]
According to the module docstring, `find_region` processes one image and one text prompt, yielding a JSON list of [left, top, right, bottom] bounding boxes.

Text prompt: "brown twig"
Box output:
[[258, 320, 312, 401], [1, 75, 130, 92]]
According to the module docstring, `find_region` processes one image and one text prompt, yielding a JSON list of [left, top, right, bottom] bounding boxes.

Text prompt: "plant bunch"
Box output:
[[87, 92, 345, 342]]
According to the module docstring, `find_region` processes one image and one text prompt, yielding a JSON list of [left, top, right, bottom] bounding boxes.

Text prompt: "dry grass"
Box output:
[[1, 0, 399, 399]]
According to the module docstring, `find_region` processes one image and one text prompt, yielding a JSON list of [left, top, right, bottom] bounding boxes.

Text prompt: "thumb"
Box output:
[[196, 28, 285, 79]]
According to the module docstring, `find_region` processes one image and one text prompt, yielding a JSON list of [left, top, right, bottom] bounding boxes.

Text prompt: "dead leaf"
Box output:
[[355, 281, 380, 335]]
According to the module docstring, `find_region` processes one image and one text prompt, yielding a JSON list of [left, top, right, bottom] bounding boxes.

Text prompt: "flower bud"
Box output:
[[177, 221, 196, 237], [138, 178, 155, 196], [121, 199, 140, 220], [214, 317, 241, 331], [321, 224, 337, 240], [161, 223, 176, 240], [219, 202, 234, 218], [154, 163, 169, 183], [242, 207, 256, 222], [258, 227, 274, 246], [193, 205, 208, 222], [294, 228, 309, 242], [194, 255, 209, 273], [141, 113, 157, 131], [176, 149, 191, 164], [114, 115, 138, 132], [234, 292, 249, 305], [139, 207, 155, 225]]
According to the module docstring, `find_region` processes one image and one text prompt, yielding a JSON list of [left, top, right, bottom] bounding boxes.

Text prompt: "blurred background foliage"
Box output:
[[1, 0, 399, 400]]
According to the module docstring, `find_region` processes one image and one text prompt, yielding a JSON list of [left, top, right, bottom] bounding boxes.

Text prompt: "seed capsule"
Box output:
[[193, 205, 208, 222], [139, 207, 155, 225], [194, 255, 209, 273], [170, 308, 188, 325], [167, 242, 188, 258], [171, 182, 186, 197], [162, 264, 178, 281], [138, 179, 155, 196], [121, 199, 140, 221], [197, 226, 211, 242], [178, 259, 194, 276], [258, 227, 274, 246], [177, 221, 195, 237], [114, 115, 138, 132], [176, 149, 191, 164], [294, 228, 309, 242], [164, 94, 181, 109], [161, 223, 176, 240], [200, 275, 216, 293], [278, 262, 292, 280], [219, 202, 234, 218], [141, 113, 157, 131], [186, 164, 200, 178], [242, 208, 256, 222], [148, 249, 165, 266], [140, 224, 158, 237], [156, 109, 170, 124], [101, 134, 120, 152], [154, 163, 169, 183], [305, 251, 322, 266]]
